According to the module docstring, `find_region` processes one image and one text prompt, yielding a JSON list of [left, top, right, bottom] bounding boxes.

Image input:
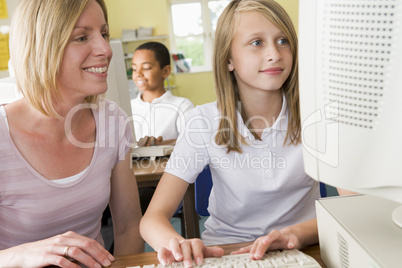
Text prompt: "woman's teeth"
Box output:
[[85, 66, 107, 73]]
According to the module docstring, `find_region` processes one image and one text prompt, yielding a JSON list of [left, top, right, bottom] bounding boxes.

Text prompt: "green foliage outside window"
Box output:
[[175, 36, 204, 67]]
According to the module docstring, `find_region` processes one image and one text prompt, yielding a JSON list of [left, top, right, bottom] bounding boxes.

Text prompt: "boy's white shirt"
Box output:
[[130, 91, 194, 141]]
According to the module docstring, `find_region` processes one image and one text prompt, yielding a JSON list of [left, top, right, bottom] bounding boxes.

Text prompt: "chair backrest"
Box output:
[[194, 165, 212, 217], [320, 182, 327, 198]]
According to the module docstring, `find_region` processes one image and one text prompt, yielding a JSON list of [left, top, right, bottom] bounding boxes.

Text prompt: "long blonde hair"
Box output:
[[9, 0, 109, 118], [213, 0, 300, 153]]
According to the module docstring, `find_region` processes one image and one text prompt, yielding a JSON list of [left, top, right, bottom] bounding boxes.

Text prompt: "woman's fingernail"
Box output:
[[94, 263, 102, 268], [109, 254, 115, 261], [103, 259, 112, 266]]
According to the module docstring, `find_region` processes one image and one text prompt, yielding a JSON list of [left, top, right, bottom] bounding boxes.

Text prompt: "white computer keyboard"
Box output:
[[128, 249, 321, 268]]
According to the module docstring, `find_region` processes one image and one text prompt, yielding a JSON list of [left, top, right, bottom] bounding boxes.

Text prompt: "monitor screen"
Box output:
[[299, 0, 402, 226], [105, 39, 136, 144]]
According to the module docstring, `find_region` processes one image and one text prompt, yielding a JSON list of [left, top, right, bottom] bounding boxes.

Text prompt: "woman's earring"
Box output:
[[228, 65, 234, 71]]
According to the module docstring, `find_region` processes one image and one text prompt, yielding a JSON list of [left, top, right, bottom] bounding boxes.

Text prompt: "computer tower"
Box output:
[[316, 195, 402, 267]]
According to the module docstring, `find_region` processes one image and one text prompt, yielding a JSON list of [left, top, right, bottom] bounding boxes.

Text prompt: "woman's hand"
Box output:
[[157, 238, 224, 267], [0, 231, 114, 268], [231, 229, 300, 260]]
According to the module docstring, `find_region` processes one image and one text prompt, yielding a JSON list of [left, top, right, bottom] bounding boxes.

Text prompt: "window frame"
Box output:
[[168, 0, 229, 73]]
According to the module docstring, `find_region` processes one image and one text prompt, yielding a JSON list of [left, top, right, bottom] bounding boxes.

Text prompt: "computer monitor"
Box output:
[[105, 39, 136, 144], [299, 0, 402, 227]]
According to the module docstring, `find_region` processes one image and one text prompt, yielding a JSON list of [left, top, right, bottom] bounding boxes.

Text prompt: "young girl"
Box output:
[[141, 0, 320, 266]]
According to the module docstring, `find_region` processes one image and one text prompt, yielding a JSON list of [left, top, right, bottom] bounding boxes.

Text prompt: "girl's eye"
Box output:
[[277, 38, 289, 45], [251, 40, 262, 46]]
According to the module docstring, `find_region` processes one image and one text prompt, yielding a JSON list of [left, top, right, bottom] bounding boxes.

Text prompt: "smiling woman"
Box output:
[[56, 0, 112, 109], [0, 0, 144, 266]]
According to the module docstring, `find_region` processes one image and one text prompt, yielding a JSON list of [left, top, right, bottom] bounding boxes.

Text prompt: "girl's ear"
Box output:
[[162, 65, 171, 79]]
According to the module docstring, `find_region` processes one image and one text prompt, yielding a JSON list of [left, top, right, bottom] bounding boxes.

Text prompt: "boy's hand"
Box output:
[[138, 136, 176, 146]]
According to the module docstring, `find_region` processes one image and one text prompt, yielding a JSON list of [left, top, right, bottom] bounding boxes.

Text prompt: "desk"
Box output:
[[110, 242, 326, 267], [132, 157, 200, 238], [132, 157, 168, 188]]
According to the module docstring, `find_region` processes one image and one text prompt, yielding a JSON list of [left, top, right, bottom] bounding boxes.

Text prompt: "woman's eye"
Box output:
[[251, 40, 262, 46], [102, 33, 110, 40], [74, 36, 87, 42]]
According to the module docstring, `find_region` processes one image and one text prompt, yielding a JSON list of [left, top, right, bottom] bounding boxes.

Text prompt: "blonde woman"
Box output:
[[0, 0, 143, 266], [141, 0, 321, 266]]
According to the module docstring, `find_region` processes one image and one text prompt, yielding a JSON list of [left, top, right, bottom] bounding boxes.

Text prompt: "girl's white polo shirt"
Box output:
[[165, 97, 320, 246]]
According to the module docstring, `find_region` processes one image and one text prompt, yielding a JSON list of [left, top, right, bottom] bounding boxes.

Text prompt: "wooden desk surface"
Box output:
[[110, 242, 326, 267]]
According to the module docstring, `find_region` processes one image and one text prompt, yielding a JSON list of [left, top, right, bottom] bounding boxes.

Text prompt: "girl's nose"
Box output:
[[266, 43, 281, 62]]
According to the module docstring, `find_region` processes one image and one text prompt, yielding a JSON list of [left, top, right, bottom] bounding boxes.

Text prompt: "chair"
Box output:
[[180, 166, 212, 239], [320, 182, 327, 198], [194, 165, 212, 217]]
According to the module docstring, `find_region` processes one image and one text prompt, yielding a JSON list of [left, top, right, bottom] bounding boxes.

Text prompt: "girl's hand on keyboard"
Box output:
[[231, 229, 300, 260], [157, 238, 224, 267]]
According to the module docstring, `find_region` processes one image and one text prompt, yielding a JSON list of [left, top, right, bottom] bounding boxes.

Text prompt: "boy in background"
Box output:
[[131, 42, 194, 213], [130, 42, 194, 147]]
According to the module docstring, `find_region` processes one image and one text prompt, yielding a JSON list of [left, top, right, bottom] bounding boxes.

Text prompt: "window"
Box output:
[[169, 0, 230, 73]]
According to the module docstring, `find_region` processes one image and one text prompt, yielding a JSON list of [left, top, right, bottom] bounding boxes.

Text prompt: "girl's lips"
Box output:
[[260, 67, 284, 75]]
